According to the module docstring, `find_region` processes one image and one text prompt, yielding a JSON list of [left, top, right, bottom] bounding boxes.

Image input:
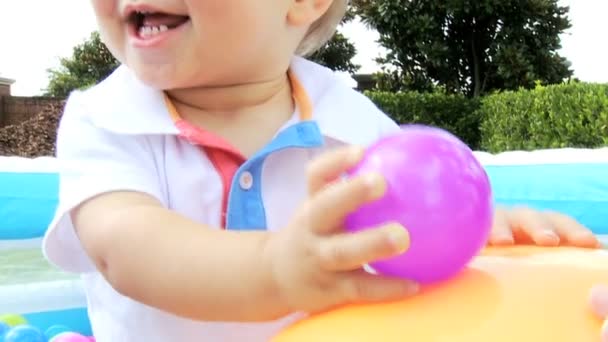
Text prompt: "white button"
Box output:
[[239, 171, 253, 190]]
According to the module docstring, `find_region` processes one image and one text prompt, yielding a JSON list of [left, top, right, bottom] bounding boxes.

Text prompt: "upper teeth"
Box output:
[[136, 10, 152, 14]]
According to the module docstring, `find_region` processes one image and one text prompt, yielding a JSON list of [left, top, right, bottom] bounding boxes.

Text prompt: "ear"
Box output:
[[287, 0, 334, 27]]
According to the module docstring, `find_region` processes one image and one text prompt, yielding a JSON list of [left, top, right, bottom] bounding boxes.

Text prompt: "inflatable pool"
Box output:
[[0, 147, 607, 340], [0, 157, 92, 339], [477, 148, 608, 236]]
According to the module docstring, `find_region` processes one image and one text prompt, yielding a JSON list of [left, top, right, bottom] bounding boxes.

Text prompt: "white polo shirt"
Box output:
[[42, 57, 400, 342]]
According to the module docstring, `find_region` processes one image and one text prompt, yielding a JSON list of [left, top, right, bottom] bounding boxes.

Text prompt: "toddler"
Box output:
[[43, 0, 599, 341]]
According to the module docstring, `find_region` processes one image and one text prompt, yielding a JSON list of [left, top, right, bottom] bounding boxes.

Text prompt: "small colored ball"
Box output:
[[0, 314, 27, 328], [50, 332, 91, 342], [0, 322, 10, 337], [45, 325, 71, 340], [345, 125, 493, 283], [3, 325, 46, 342]]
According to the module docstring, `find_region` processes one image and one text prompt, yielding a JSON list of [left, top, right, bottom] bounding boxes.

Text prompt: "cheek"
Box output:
[[89, 0, 125, 61], [201, 6, 284, 50], [90, 0, 118, 16], [187, 0, 276, 35]]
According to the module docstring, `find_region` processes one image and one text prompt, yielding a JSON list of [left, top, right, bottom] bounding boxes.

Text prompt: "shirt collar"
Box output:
[[79, 56, 396, 146]]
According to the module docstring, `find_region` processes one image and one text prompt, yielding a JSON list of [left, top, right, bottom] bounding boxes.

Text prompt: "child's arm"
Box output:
[[72, 191, 280, 321], [70, 147, 418, 322]]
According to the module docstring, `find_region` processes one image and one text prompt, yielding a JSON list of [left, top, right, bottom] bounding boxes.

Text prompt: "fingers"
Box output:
[[317, 223, 410, 271], [303, 172, 388, 235], [339, 269, 419, 304], [590, 285, 608, 318], [506, 207, 598, 248], [508, 207, 560, 246], [307, 146, 364, 196], [543, 211, 600, 248], [589, 285, 608, 341], [487, 207, 515, 245]]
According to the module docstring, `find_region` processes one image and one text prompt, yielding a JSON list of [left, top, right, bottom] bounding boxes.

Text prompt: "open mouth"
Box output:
[[128, 10, 190, 40]]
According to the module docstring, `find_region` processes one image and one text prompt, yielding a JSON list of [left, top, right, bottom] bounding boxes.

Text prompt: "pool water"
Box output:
[[0, 243, 92, 335], [1, 235, 607, 339], [0, 247, 77, 286], [3, 237, 608, 286]]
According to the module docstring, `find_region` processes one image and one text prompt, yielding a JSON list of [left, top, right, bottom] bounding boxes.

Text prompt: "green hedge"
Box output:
[[479, 82, 608, 152], [365, 91, 481, 150], [365, 82, 608, 152]]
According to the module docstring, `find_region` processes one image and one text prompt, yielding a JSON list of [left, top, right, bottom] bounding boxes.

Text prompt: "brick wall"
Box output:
[[0, 96, 64, 127]]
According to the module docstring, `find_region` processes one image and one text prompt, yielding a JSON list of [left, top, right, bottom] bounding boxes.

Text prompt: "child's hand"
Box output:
[[589, 284, 608, 341], [488, 207, 599, 247], [264, 146, 419, 314]]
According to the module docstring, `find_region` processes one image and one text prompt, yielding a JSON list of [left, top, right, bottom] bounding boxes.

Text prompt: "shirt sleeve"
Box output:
[[42, 92, 164, 273]]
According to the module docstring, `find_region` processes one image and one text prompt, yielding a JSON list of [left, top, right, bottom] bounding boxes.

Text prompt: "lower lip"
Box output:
[[128, 21, 189, 48]]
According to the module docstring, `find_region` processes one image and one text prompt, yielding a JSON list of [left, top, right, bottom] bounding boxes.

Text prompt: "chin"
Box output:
[[128, 60, 241, 90], [129, 64, 183, 90]]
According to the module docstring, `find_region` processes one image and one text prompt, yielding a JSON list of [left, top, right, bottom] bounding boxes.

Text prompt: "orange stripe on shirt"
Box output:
[[164, 71, 312, 228]]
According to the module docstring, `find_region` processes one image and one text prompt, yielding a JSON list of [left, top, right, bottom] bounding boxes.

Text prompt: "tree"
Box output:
[[44, 32, 119, 98], [308, 9, 360, 74], [309, 32, 359, 74], [353, 0, 573, 97]]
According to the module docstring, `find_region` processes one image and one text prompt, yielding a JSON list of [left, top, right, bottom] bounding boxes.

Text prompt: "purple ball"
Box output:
[[345, 125, 493, 283]]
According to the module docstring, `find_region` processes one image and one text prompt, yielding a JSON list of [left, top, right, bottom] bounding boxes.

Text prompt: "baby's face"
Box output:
[[91, 0, 301, 89]]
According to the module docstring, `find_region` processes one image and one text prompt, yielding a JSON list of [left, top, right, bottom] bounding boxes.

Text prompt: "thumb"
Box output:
[[588, 285, 608, 341], [590, 285, 608, 318]]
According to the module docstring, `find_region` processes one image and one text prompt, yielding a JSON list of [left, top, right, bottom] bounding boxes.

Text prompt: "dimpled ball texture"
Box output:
[[3, 325, 46, 342], [345, 125, 493, 284]]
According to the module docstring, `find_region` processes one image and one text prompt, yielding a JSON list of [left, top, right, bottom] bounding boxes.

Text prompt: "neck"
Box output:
[[165, 74, 292, 116]]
